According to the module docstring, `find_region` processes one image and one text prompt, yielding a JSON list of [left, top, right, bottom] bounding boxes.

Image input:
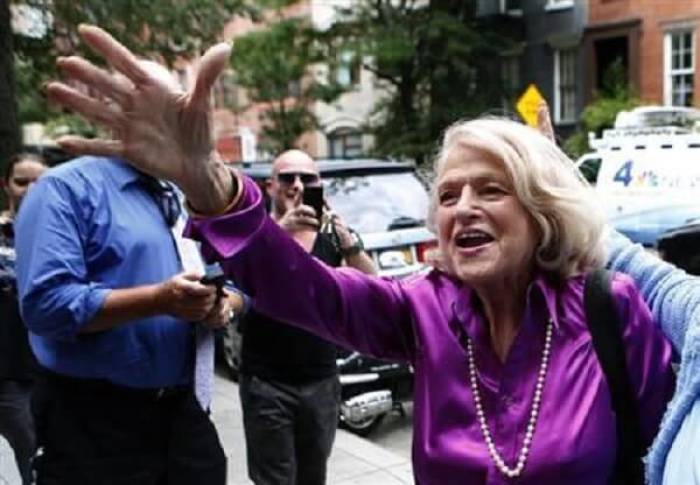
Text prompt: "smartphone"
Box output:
[[302, 186, 324, 219], [200, 263, 226, 299]]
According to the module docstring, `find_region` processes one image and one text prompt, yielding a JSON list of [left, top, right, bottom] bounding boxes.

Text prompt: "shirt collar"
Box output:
[[107, 158, 146, 190], [450, 271, 563, 336]]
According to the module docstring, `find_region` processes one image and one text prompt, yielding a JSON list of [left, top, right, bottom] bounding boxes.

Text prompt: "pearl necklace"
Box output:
[[466, 319, 553, 479]]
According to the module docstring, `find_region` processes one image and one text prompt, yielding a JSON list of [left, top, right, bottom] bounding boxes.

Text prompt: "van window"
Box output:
[[577, 157, 601, 185]]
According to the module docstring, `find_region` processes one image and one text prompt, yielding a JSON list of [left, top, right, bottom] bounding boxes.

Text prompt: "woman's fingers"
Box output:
[[537, 101, 555, 142], [46, 82, 125, 130], [56, 136, 125, 158], [77, 25, 149, 86], [190, 42, 232, 108], [57, 56, 133, 105]]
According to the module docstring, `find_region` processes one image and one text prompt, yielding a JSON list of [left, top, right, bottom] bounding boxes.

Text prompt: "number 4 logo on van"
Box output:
[[613, 160, 634, 187]]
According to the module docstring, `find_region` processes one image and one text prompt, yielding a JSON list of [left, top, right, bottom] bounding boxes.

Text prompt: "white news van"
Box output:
[[577, 106, 700, 247]]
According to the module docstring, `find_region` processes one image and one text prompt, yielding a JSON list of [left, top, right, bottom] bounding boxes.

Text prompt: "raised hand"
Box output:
[[46, 25, 235, 214], [537, 100, 556, 143], [278, 205, 320, 234]]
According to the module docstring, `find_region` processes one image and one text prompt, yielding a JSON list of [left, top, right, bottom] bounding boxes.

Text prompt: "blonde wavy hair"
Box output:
[[427, 117, 606, 280]]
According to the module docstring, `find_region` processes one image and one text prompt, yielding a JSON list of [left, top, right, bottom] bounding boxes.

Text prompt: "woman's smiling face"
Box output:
[[434, 143, 539, 290]]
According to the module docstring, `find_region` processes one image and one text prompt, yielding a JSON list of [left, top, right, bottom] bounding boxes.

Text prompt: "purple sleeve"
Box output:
[[185, 176, 416, 362], [610, 272, 676, 445]]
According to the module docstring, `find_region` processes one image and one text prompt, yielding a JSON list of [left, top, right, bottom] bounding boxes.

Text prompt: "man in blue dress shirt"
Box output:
[[14, 152, 235, 484]]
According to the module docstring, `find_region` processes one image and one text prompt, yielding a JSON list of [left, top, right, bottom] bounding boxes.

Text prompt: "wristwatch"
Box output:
[[341, 230, 364, 258]]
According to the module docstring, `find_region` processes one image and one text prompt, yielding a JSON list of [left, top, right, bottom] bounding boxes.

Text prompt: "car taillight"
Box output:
[[416, 240, 438, 263]]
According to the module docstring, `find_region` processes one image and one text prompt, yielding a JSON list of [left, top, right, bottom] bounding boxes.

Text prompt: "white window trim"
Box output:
[[499, 0, 522, 16], [554, 48, 576, 124], [544, 0, 574, 12], [664, 30, 695, 106]]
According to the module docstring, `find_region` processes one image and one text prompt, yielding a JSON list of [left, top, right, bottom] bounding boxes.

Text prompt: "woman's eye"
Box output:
[[481, 185, 507, 197]]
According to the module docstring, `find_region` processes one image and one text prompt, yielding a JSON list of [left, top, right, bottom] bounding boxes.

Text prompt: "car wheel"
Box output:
[[339, 412, 386, 437], [219, 318, 242, 382]]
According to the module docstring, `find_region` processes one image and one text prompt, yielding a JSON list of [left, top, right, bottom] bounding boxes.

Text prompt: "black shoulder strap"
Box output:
[[584, 269, 645, 485]]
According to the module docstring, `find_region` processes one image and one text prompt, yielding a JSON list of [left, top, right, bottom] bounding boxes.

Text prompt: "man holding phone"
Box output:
[[13, 62, 237, 485], [239, 149, 375, 485]]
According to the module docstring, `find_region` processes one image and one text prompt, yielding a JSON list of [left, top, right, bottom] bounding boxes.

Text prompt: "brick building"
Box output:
[[584, 0, 700, 107]]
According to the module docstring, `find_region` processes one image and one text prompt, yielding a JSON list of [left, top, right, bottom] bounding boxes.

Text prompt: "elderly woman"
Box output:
[[187, 119, 674, 484], [46, 27, 675, 484]]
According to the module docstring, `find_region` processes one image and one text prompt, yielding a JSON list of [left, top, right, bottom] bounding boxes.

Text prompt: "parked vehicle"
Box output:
[[576, 106, 700, 247], [657, 219, 700, 275], [336, 348, 413, 436], [215, 159, 435, 434]]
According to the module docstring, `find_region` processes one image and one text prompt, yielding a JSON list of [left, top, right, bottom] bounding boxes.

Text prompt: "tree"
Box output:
[[4, 0, 257, 150], [564, 59, 642, 159], [230, 16, 345, 154], [1, 0, 20, 166], [329, 0, 517, 164]]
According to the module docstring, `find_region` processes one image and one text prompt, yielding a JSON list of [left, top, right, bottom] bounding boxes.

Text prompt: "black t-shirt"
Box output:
[[0, 226, 38, 381], [240, 232, 343, 383]]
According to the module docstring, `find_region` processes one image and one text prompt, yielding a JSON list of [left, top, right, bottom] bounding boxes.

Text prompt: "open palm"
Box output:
[[46, 26, 231, 198]]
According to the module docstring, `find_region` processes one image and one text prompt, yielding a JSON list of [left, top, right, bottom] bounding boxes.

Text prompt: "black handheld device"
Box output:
[[201, 263, 226, 299], [302, 186, 324, 219]]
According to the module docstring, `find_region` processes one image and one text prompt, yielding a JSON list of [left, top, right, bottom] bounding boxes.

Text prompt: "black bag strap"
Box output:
[[584, 269, 645, 485]]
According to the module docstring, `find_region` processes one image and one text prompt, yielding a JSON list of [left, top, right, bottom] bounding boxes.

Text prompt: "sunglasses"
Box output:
[[277, 172, 319, 185]]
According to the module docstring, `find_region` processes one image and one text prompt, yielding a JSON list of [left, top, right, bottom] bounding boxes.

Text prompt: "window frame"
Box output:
[[327, 128, 364, 159], [553, 47, 577, 124], [499, 0, 522, 16], [544, 0, 575, 12], [664, 30, 696, 107], [335, 50, 361, 88], [500, 54, 521, 111]]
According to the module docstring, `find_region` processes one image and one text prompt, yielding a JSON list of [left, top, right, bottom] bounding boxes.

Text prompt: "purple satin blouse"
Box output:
[[186, 176, 674, 485]]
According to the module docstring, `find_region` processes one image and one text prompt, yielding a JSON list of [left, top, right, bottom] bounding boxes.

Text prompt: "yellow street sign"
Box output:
[[516, 84, 545, 127]]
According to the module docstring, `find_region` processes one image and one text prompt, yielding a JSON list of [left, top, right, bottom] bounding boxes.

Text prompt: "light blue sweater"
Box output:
[[608, 234, 700, 485]]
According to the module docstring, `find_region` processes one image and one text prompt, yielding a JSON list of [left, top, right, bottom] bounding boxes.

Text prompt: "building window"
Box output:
[[335, 50, 361, 88], [328, 128, 363, 158], [213, 69, 241, 110], [545, 0, 574, 10], [554, 48, 577, 123], [501, 55, 521, 110], [665, 30, 695, 107], [500, 0, 522, 15]]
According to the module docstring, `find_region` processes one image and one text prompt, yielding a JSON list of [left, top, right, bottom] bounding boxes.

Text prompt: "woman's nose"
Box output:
[[455, 187, 480, 215]]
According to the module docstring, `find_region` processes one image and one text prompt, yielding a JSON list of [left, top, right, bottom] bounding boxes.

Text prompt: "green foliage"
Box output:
[[328, 1, 516, 164], [21, 0, 254, 64], [45, 113, 100, 139], [564, 59, 642, 158], [11, 0, 255, 134], [230, 17, 345, 153]]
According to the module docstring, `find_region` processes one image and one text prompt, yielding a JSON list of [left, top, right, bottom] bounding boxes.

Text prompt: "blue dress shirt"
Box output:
[[15, 156, 194, 388]]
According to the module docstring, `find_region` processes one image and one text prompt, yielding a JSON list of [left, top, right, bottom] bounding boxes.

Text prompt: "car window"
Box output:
[[324, 172, 430, 234], [576, 156, 601, 185]]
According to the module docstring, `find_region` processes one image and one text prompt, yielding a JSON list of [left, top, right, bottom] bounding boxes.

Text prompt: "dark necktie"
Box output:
[[139, 175, 182, 227], [139, 175, 214, 409]]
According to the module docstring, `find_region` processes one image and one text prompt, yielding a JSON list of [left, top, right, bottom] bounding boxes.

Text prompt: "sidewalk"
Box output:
[[0, 372, 413, 485], [211, 372, 413, 484]]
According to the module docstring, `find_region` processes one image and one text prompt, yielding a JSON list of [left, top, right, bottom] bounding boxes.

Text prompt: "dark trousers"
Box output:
[[32, 371, 226, 485], [0, 380, 36, 485], [239, 374, 340, 485]]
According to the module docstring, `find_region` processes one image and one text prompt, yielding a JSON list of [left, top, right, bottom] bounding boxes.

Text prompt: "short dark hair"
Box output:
[[4, 152, 47, 182]]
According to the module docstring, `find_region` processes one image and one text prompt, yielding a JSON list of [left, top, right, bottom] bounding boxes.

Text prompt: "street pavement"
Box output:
[[0, 369, 413, 485]]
